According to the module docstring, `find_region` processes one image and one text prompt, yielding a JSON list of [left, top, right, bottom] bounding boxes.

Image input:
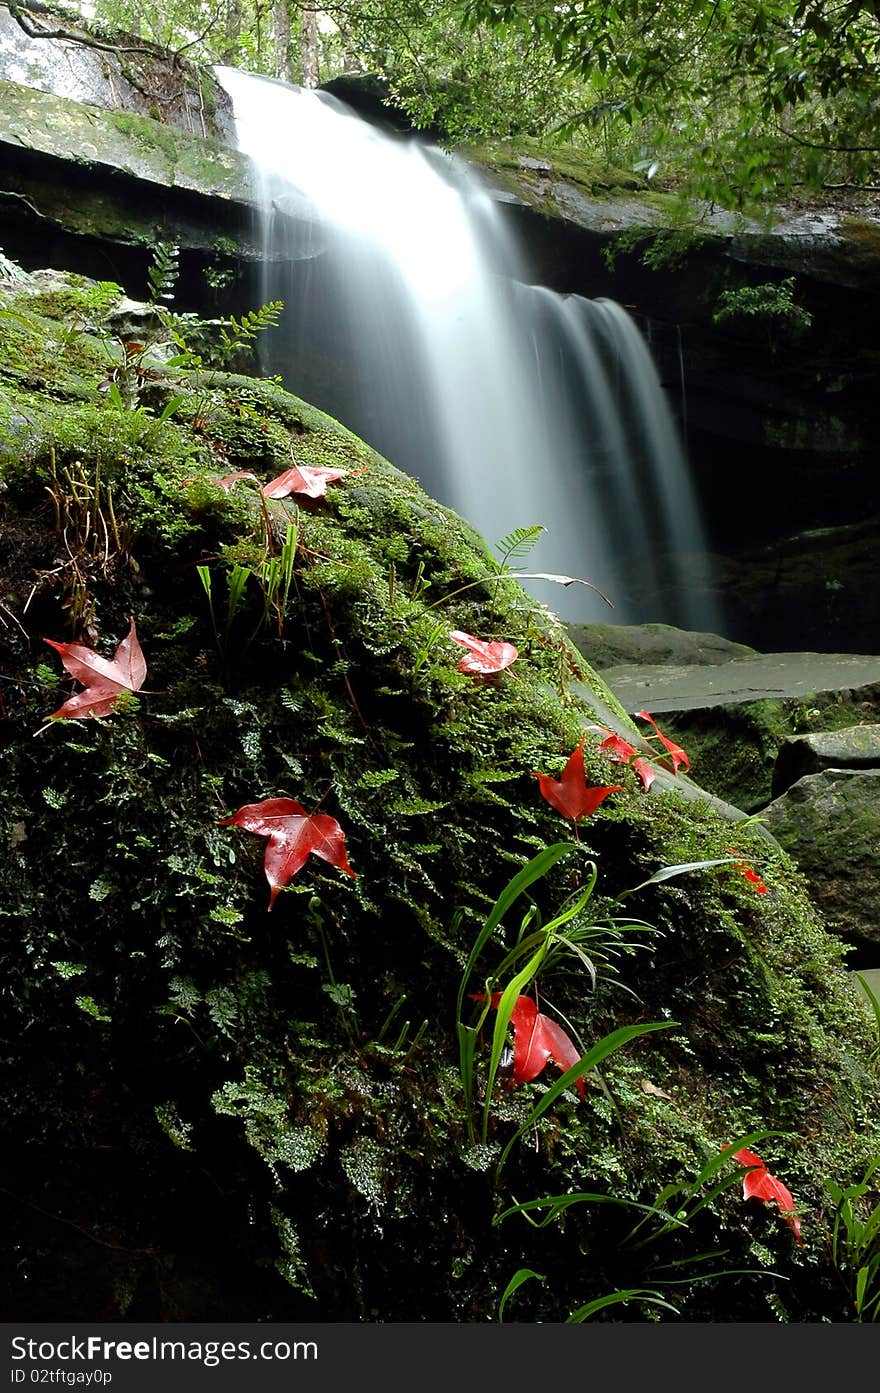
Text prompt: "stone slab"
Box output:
[[598, 652, 880, 714]]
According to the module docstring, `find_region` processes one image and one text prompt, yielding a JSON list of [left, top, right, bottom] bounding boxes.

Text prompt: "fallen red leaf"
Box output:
[[725, 848, 768, 894], [742, 866, 768, 893], [534, 740, 622, 822], [219, 796, 356, 910], [44, 619, 146, 720], [261, 464, 347, 499], [732, 1146, 764, 1169], [730, 1147, 802, 1245], [635, 710, 690, 774], [480, 993, 585, 1098], [211, 471, 260, 491], [589, 723, 656, 792], [449, 630, 518, 675]]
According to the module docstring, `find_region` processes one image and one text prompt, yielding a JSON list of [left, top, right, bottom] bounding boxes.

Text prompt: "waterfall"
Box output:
[[215, 67, 719, 631]]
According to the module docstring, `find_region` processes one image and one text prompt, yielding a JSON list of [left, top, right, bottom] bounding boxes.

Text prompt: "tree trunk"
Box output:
[[223, 0, 243, 62], [300, 4, 319, 88], [273, 0, 294, 82]]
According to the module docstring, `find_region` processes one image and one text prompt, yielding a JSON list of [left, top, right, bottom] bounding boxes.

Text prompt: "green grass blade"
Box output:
[[497, 1267, 545, 1321], [196, 564, 212, 601], [457, 1022, 478, 1139], [482, 940, 551, 1143], [455, 842, 577, 1023], [619, 857, 738, 898], [566, 1289, 679, 1322], [498, 1021, 676, 1168], [494, 1191, 667, 1229], [157, 393, 185, 426], [855, 973, 880, 1058]]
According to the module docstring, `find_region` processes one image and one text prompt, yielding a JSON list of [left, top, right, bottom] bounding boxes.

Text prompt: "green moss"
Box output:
[[0, 79, 252, 203], [465, 135, 645, 204], [106, 109, 189, 175], [1, 266, 878, 1323]]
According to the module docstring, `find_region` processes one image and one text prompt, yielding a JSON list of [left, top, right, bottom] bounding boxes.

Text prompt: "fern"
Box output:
[[219, 301, 285, 358], [494, 524, 546, 571], [205, 986, 239, 1038], [147, 242, 180, 305], [490, 524, 546, 616]]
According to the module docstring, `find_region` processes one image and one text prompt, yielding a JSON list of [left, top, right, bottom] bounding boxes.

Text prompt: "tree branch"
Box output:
[[6, 1, 166, 59]]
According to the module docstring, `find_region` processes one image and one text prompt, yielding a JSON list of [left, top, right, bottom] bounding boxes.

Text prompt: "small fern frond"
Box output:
[[494, 524, 546, 570], [147, 242, 180, 305], [220, 300, 285, 356]]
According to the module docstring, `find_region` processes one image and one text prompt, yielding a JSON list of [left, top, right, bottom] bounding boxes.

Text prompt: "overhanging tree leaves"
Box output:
[[464, 0, 880, 199]]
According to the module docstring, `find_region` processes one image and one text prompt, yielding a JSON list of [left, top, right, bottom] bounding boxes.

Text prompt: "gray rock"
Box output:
[[567, 621, 756, 671], [763, 767, 880, 951], [600, 651, 880, 714], [772, 724, 880, 797], [0, 8, 234, 142]]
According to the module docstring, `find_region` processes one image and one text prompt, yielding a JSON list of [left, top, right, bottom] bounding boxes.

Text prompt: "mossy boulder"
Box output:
[[1, 268, 879, 1323], [764, 769, 880, 955]]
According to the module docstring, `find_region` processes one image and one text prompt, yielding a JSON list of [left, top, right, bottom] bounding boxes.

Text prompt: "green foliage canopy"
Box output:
[[465, 1, 880, 202], [62, 0, 880, 201]]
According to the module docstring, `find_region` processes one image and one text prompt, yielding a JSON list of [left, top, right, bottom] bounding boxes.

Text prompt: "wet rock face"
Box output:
[[0, 75, 267, 302], [0, 5, 234, 141], [763, 767, 880, 953]]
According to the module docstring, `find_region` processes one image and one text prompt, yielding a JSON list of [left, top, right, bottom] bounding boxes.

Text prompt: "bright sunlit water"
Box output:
[[216, 66, 718, 628]]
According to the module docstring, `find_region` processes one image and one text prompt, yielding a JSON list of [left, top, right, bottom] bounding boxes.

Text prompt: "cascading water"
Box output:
[[215, 67, 719, 630]]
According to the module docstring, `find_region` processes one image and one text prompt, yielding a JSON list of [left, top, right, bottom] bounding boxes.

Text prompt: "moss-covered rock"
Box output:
[[764, 769, 880, 954], [0, 79, 253, 202], [1, 268, 878, 1323], [773, 725, 880, 798], [633, 692, 880, 813]]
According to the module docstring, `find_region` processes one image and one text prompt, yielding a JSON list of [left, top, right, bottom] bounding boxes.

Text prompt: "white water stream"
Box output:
[[216, 67, 717, 628]]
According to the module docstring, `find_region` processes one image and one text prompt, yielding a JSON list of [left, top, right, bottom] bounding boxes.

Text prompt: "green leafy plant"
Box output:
[[827, 1156, 880, 1320], [455, 843, 668, 1148], [495, 1128, 786, 1320], [163, 301, 284, 376], [712, 277, 813, 351], [855, 972, 880, 1066], [147, 241, 180, 307], [197, 512, 300, 669], [420, 522, 611, 618]]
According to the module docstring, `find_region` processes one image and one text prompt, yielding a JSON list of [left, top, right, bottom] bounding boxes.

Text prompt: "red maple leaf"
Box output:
[[210, 471, 260, 491], [741, 866, 768, 893], [725, 848, 768, 894], [730, 1147, 802, 1246], [219, 796, 356, 910], [481, 993, 585, 1098], [533, 740, 622, 822], [589, 723, 656, 792], [261, 464, 347, 499], [635, 710, 690, 774], [44, 619, 147, 720], [449, 629, 519, 675]]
